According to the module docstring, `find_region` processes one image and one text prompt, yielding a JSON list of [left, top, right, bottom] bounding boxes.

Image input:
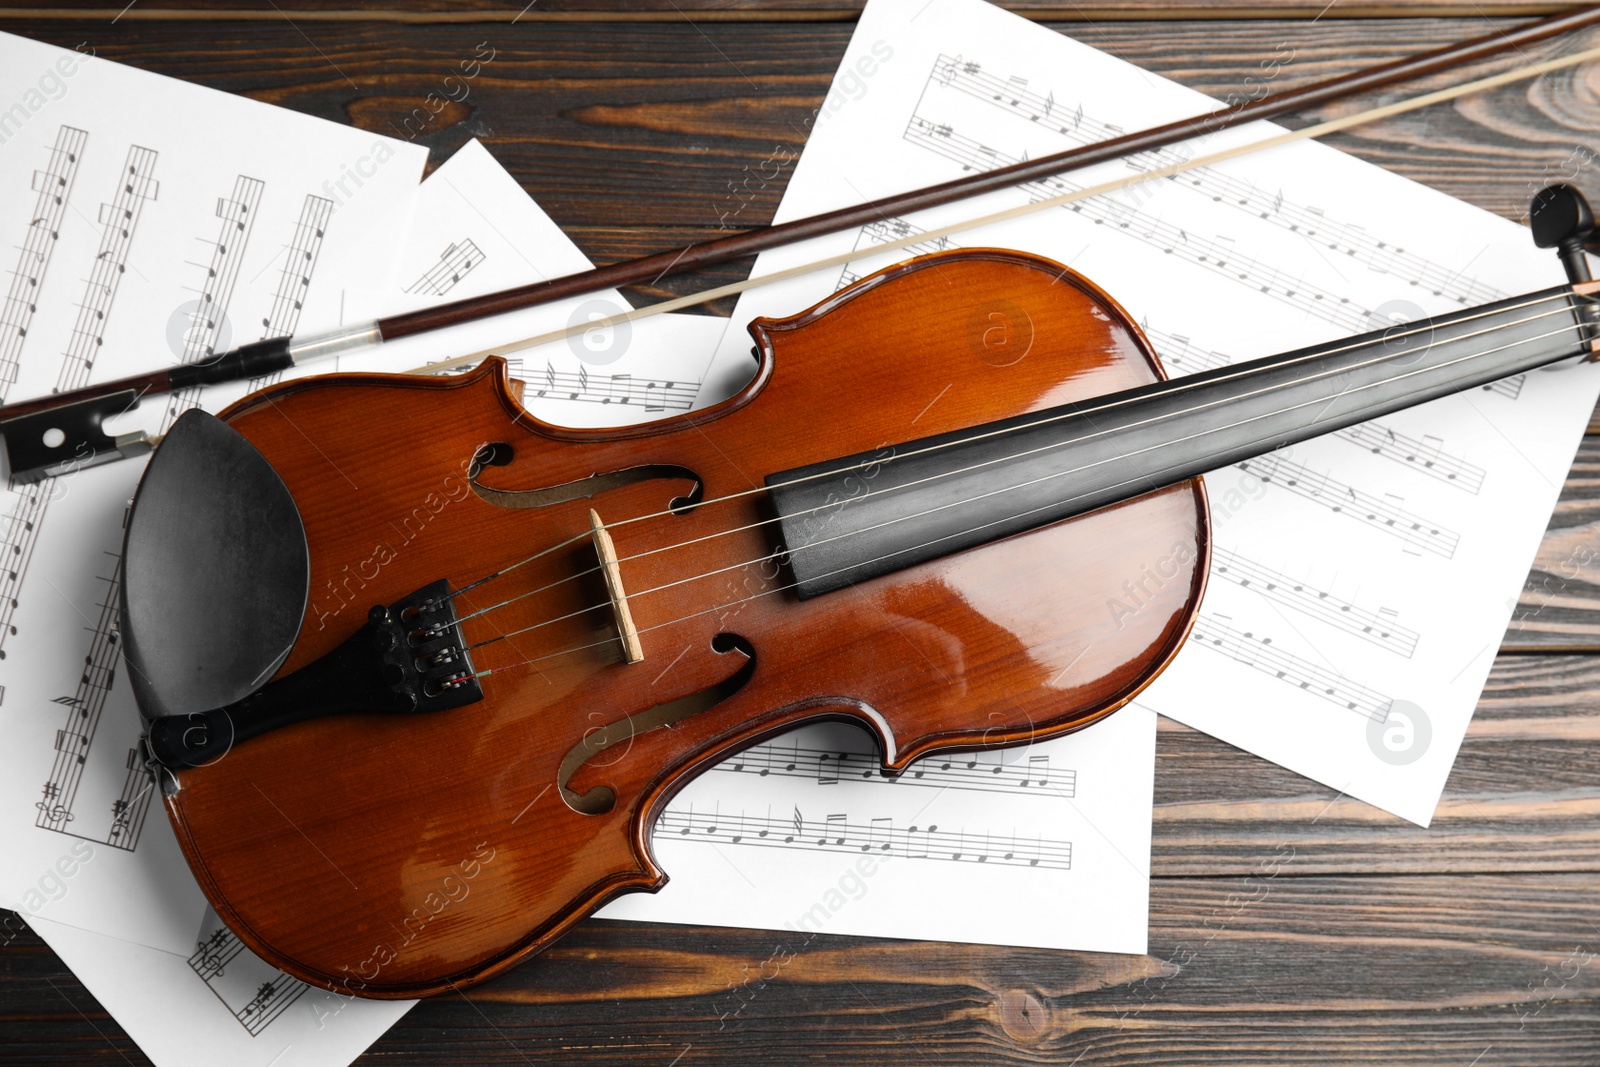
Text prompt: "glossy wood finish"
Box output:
[[10, 13, 1600, 1065], [159, 251, 1208, 997]]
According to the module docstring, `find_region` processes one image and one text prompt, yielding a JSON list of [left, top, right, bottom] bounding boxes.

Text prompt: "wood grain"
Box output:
[[10, 2, 1600, 22], [9, 871, 1600, 1063], [5, 6, 1600, 1064], [5, 18, 1600, 249]]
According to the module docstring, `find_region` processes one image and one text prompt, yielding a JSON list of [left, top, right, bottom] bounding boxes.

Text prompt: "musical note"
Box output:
[[1143, 326, 1230, 376], [1024, 754, 1050, 788], [837, 217, 967, 290], [919, 54, 1504, 308], [1483, 374, 1525, 400], [712, 735, 1076, 797], [1212, 547, 1419, 657], [659, 803, 1072, 869], [0, 127, 87, 395], [1192, 613, 1392, 720], [1335, 421, 1486, 493], [1237, 452, 1459, 558], [406, 237, 486, 296], [523, 360, 700, 412]]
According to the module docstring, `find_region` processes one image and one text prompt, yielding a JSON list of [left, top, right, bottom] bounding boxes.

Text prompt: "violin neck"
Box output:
[[769, 283, 1597, 598]]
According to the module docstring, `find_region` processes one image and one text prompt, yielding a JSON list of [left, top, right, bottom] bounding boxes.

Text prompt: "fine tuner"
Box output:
[[115, 178, 1600, 998]]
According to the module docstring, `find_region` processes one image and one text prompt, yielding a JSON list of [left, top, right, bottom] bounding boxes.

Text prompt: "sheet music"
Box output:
[[26, 913, 412, 1067], [695, 0, 1600, 826], [0, 27, 436, 1067], [404, 237, 484, 295], [0, 40, 445, 1067], [600, 709, 1153, 953], [350, 139, 718, 427], [0, 31, 429, 965]]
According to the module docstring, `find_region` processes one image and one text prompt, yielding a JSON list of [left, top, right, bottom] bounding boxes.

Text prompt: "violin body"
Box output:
[[159, 250, 1207, 997]]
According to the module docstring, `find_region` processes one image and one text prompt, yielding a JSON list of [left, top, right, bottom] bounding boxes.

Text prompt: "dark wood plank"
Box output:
[[4, 10, 1600, 1065], [1154, 654, 1600, 874], [7, 871, 1600, 1064], [0, 15, 1594, 333], [5, 18, 1599, 249], [4, 2, 1596, 22], [1511, 437, 1600, 649]]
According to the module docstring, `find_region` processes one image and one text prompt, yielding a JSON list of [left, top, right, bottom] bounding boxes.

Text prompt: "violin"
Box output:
[[117, 186, 1600, 999]]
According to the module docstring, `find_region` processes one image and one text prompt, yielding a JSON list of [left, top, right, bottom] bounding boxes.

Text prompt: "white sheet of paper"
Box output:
[[0, 30, 428, 955], [601, 708, 1156, 954], [348, 139, 728, 428], [27, 913, 414, 1067], [694, 0, 1600, 827]]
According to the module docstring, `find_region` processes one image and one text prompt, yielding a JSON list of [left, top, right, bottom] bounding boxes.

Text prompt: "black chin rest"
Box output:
[[120, 409, 309, 722]]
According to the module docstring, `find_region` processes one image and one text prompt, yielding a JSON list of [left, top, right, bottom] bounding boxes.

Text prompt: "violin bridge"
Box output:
[[589, 508, 644, 664]]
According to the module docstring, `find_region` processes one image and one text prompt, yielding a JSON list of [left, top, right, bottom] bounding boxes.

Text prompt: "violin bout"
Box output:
[[130, 250, 1206, 997]]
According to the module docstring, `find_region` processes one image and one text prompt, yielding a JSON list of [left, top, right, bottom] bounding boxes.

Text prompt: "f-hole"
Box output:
[[470, 442, 703, 515], [557, 633, 756, 816]]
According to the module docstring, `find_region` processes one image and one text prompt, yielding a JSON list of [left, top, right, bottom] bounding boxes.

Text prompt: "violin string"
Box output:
[[473, 316, 1588, 653], [476, 314, 1594, 676], [439, 292, 1584, 625], [441, 289, 1580, 616], [474, 309, 1590, 675], [462, 307, 1592, 660], [456, 296, 1589, 639]]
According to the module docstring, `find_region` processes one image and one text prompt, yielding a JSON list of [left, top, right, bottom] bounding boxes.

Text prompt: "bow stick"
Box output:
[[422, 37, 1600, 374], [5, 7, 1600, 482]]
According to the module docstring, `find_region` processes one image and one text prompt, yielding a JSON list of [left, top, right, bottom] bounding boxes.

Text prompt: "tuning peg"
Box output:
[[1531, 183, 1595, 283]]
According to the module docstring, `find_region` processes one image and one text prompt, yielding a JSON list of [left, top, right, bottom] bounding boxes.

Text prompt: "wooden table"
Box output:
[[4, 2, 1600, 1063]]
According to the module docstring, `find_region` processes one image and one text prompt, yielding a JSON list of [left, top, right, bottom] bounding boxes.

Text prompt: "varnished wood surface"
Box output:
[[176, 252, 1205, 996], [5, 7, 1600, 1065]]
